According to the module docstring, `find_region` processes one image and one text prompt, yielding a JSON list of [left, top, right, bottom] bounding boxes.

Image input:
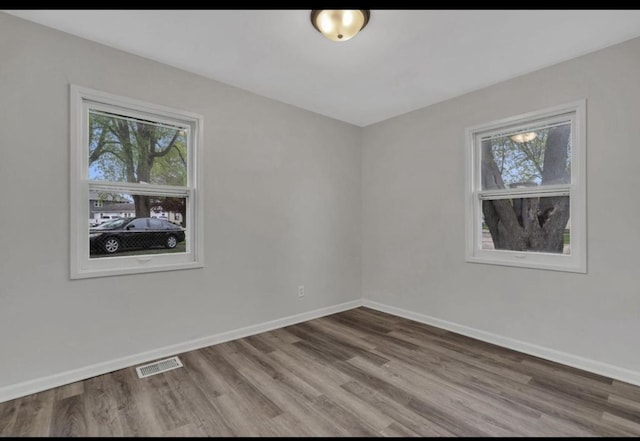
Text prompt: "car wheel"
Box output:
[[166, 235, 178, 249], [104, 237, 120, 254]]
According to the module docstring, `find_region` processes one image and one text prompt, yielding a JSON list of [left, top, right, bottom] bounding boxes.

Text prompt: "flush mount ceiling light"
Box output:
[[510, 132, 538, 143], [310, 10, 370, 42]]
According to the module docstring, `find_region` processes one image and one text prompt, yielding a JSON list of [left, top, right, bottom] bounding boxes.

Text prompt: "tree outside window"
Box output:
[[71, 85, 203, 279], [466, 101, 586, 273]]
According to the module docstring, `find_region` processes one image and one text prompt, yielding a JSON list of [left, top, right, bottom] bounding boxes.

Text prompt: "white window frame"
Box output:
[[70, 85, 204, 279], [465, 100, 586, 273]]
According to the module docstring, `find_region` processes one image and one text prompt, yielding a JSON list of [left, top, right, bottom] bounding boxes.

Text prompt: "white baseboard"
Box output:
[[362, 299, 640, 387], [4, 297, 638, 404], [0, 299, 363, 404]]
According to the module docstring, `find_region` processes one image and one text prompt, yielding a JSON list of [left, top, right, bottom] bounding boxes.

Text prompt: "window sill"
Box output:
[[71, 260, 204, 280], [465, 252, 586, 274]]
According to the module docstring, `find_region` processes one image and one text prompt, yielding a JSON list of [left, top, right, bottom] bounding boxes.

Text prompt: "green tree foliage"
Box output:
[[88, 112, 187, 217]]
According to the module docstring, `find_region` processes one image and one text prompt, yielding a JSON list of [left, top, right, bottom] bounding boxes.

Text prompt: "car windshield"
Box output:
[[94, 218, 129, 230]]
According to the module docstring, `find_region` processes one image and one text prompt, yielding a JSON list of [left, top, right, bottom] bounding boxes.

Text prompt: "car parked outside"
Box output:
[[96, 215, 122, 226], [90, 217, 186, 255]]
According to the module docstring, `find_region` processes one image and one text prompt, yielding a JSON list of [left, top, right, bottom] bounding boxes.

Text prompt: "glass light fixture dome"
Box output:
[[310, 10, 370, 42], [510, 132, 538, 143]]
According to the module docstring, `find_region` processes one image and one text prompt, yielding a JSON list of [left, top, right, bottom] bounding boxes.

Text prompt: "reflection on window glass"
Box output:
[[481, 122, 571, 190], [481, 196, 570, 255], [88, 110, 187, 186], [89, 192, 187, 258]]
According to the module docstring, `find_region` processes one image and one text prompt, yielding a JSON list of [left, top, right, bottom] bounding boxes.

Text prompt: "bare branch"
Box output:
[[151, 131, 179, 158], [89, 125, 109, 164]]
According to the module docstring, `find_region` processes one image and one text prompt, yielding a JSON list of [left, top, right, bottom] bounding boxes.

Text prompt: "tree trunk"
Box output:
[[133, 195, 151, 218], [532, 124, 571, 252], [131, 123, 154, 217], [481, 140, 527, 250], [482, 125, 571, 253]]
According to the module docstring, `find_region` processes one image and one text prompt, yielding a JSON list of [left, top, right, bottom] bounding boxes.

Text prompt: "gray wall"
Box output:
[[0, 13, 362, 388], [362, 37, 640, 374]]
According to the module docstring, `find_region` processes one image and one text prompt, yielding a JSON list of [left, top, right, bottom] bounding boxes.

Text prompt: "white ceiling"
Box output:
[[6, 10, 640, 126]]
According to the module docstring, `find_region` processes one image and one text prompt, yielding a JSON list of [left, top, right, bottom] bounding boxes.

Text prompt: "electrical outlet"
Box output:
[[298, 285, 305, 298]]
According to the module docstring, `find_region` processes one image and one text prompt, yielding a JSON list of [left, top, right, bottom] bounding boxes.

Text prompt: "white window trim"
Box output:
[[465, 100, 587, 273], [70, 85, 205, 279]]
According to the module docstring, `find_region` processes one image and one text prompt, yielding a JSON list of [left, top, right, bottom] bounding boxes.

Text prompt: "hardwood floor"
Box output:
[[2, 307, 640, 437]]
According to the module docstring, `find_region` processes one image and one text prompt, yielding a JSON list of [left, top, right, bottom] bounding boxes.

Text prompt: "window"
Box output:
[[93, 200, 103, 208], [71, 85, 204, 279], [465, 101, 586, 273]]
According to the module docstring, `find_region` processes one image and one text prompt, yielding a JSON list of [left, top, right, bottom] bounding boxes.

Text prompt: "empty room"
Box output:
[[2, 9, 640, 437]]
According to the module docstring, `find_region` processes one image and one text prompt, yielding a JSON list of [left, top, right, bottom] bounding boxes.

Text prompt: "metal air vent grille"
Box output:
[[136, 356, 183, 378]]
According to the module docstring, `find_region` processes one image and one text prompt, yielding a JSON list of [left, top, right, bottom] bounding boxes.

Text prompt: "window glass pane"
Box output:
[[89, 192, 187, 258], [88, 110, 187, 186], [481, 196, 570, 255], [481, 121, 571, 190]]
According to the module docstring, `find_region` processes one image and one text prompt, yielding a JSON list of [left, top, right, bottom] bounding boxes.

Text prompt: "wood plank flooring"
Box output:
[[2, 307, 640, 437]]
